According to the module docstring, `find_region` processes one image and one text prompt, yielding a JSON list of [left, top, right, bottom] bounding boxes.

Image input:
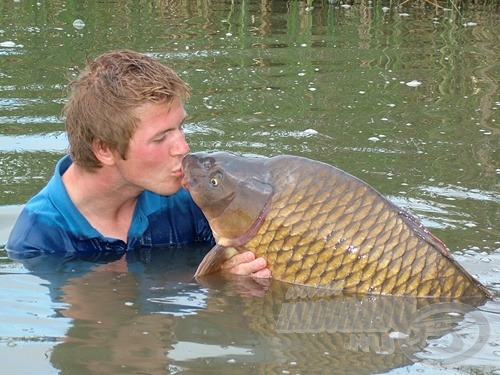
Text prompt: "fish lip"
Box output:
[[181, 153, 195, 167], [181, 154, 198, 191], [181, 176, 190, 191], [180, 167, 189, 191]]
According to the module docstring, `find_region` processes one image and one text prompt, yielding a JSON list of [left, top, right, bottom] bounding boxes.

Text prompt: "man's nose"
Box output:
[[171, 131, 190, 156]]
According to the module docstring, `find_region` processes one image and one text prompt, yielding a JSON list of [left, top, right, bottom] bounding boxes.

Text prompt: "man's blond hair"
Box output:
[[63, 49, 190, 170]]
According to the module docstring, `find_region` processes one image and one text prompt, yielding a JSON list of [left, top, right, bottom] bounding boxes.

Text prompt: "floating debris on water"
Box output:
[[72, 19, 85, 30], [302, 128, 318, 136], [406, 80, 422, 87]]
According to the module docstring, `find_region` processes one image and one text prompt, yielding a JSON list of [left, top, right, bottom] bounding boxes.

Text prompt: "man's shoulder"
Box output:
[[6, 155, 83, 254], [19, 185, 59, 220], [6, 203, 67, 256]]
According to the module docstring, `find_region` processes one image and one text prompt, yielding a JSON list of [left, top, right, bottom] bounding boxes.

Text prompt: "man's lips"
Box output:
[[172, 168, 184, 178]]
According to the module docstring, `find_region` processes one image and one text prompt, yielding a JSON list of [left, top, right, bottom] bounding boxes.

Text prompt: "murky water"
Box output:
[[1, 0, 499, 374]]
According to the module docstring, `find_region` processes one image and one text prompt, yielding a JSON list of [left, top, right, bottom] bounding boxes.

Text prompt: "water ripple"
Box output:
[[0, 132, 67, 152]]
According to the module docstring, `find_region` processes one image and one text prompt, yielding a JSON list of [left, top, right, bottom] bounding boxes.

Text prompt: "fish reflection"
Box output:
[[178, 275, 490, 373]]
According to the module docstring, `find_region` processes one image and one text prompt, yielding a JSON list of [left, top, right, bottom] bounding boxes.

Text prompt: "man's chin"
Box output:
[[151, 183, 183, 197]]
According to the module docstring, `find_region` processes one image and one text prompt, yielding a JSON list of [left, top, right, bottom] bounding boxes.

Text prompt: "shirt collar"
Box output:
[[48, 155, 102, 240], [48, 155, 150, 242]]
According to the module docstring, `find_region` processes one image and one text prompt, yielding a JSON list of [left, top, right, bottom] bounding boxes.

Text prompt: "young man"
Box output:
[[7, 49, 269, 278]]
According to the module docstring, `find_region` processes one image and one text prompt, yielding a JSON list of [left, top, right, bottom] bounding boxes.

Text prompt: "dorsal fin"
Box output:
[[398, 209, 451, 257]]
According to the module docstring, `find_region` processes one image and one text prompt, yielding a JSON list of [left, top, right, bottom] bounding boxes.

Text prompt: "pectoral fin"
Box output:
[[195, 244, 239, 277]]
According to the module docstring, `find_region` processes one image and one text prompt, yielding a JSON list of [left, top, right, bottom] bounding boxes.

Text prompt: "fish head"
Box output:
[[182, 152, 273, 245]]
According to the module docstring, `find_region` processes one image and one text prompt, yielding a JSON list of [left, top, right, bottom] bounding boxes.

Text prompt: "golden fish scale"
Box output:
[[244, 157, 486, 298]]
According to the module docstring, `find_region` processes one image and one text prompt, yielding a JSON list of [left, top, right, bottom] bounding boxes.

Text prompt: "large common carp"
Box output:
[[181, 152, 491, 300]]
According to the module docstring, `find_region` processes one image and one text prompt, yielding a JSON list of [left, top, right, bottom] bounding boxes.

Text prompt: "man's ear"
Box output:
[[92, 139, 115, 166]]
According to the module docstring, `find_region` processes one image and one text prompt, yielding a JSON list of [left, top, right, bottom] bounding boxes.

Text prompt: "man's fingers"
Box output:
[[250, 267, 271, 279], [220, 251, 270, 278], [220, 251, 255, 270]]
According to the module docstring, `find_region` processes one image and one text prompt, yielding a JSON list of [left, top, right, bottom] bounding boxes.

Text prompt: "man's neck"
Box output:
[[61, 163, 140, 242]]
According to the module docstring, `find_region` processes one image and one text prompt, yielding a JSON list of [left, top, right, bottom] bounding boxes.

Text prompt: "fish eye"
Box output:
[[209, 171, 223, 187]]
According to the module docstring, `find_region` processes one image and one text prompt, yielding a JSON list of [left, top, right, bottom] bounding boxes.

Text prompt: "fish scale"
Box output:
[[183, 152, 492, 300]]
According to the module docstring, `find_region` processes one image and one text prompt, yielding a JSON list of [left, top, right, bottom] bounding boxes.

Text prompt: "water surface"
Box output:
[[0, 0, 499, 374]]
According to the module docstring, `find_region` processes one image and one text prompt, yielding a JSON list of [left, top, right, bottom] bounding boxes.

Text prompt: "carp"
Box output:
[[181, 152, 491, 300]]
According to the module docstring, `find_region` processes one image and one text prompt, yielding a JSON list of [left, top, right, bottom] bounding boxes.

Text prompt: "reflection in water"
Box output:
[[53, 265, 177, 374], [25, 246, 211, 374], [190, 275, 491, 374], [13, 247, 491, 374]]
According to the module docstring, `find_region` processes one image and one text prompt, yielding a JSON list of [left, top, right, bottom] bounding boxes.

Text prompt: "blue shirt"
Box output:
[[6, 155, 213, 260]]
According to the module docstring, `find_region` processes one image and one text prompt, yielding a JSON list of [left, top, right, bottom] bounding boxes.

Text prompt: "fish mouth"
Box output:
[[180, 165, 190, 191], [181, 154, 197, 191], [181, 175, 190, 191]]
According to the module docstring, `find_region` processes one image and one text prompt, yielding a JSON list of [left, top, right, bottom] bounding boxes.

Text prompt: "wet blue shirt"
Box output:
[[6, 155, 213, 260]]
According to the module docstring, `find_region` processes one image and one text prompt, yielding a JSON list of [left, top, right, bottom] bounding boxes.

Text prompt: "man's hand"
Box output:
[[220, 251, 271, 278]]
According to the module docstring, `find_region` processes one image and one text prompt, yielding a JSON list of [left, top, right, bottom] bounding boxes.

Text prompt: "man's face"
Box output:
[[113, 99, 190, 196]]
